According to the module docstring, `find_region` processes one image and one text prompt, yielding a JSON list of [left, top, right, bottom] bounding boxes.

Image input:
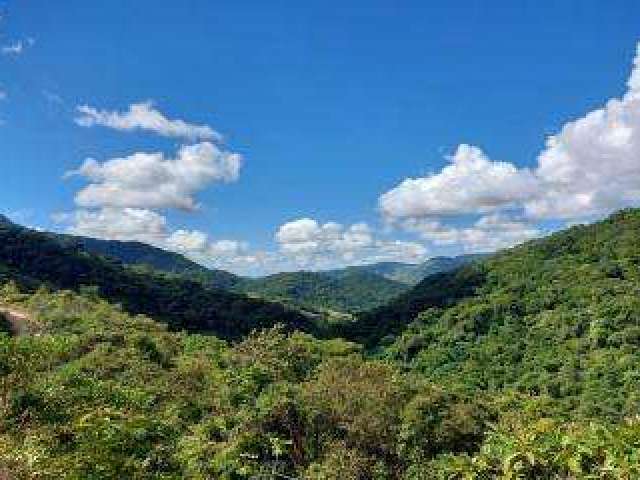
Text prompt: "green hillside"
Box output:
[[334, 255, 485, 285], [56, 231, 410, 313], [4, 210, 640, 478], [0, 216, 314, 340], [238, 269, 409, 313], [345, 208, 640, 420], [55, 229, 483, 314], [65, 235, 241, 289]]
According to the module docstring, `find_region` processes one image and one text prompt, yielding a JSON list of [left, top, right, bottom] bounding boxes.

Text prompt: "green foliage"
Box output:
[[3, 209, 640, 478], [332, 254, 486, 286], [340, 209, 640, 420], [0, 216, 315, 340], [62, 233, 242, 289], [0, 288, 481, 479], [238, 270, 409, 314], [58, 228, 480, 314]]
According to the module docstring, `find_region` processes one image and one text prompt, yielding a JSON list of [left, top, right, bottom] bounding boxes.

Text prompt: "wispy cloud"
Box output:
[[1, 37, 34, 56], [75, 101, 222, 141]]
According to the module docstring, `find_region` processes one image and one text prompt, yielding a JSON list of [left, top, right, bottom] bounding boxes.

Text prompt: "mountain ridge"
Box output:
[[0, 215, 315, 340], [50, 227, 480, 312]]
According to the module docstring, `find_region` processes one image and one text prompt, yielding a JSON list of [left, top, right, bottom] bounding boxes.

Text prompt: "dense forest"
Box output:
[[238, 270, 408, 313], [63, 230, 477, 313], [2, 209, 640, 478]]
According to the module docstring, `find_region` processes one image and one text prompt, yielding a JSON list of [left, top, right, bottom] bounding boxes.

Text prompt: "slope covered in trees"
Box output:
[[55, 230, 408, 312], [3, 210, 640, 478], [0, 216, 314, 340], [65, 234, 241, 289], [345, 208, 640, 420], [2, 286, 639, 479], [56, 231, 479, 312], [238, 270, 409, 313]]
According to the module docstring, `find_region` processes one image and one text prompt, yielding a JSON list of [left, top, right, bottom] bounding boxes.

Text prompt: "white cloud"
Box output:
[[55, 209, 259, 273], [0, 90, 6, 101], [166, 230, 248, 259], [165, 229, 254, 271], [276, 218, 373, 257], [1, 42, 23, 55], [53, 209, 429, 276], [379, 144, 539, 219], [67, 142, 242, 210], [275, 218, 427, 270], [525, 43, 640, 219], [75, 101, 221, 141], [380, 41, 640, 253], [60, 100, 263, 272], [166, 229, 209, 252], [56, 208, 169, 244], [405, 214, 541, 252]]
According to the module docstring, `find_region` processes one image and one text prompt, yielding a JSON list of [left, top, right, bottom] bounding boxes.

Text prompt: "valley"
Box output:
[[1, 209, 640, 478]]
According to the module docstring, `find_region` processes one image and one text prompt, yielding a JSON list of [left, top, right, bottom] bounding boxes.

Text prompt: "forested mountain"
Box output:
[[56, 231, 479, 313], [3, 211, 640, 478], [58, 234, 242, 289], [330, 254, 485, 285], [343, 208, 640, 419], [0, 215, 314, 340], [238, 269, 408, 313], [52, 231, 406, 312]]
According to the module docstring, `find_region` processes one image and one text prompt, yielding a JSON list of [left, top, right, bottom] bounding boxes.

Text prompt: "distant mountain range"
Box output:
[[326, 255, 487, 285], [55, 228, 481, 313]]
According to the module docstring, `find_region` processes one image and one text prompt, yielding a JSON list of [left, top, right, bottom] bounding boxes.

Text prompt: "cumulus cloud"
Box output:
[[380, 41, 640, 252], [275, 218, 427, 270], [1, 42, 22, 55], [55, 208, 169, 244], [60, 101, 264, 272], [55, 208, 260, 272], [166, 229, 209, 252], [525, 43, 640, 219], [380, 144, 539, 219], [405, 214, 541, 252], [53, 209, 429, 275], [66, 142, 242, 210], [166, 229, 248, 259], [75, 101, 221, 141]]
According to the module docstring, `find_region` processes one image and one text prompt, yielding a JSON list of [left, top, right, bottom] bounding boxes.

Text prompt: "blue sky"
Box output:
[[1, 1, 640, 275]]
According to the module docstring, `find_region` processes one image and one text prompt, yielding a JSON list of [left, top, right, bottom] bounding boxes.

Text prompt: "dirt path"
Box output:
[[0, 307, 35, 335]]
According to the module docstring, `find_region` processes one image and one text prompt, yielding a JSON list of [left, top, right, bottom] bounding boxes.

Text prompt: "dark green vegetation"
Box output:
[[60, 229, 479, 312], [59, 231, 407, 312], [67, 234, 241, 289], [0, 216, 313, 340], [347, 208, 640, 419], [239, 270, 408, 314], [2, 210, 640, 478]]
